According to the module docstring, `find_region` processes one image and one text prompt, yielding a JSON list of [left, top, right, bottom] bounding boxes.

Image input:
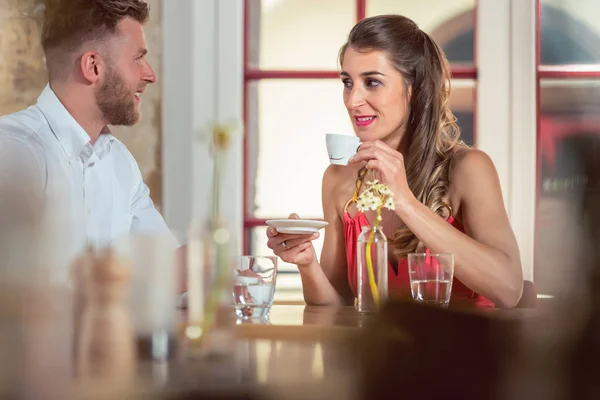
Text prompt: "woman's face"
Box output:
[[340, 48, 410, 144]]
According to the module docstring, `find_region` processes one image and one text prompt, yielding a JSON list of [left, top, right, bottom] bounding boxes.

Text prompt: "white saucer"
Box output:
[[265, 219, 328, 234]]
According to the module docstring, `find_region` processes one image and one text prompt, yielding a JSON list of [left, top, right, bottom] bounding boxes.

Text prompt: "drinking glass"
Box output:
[[232, 256, 277, 319], [114, 233, 179, 361], [408, 253, 454, 308]]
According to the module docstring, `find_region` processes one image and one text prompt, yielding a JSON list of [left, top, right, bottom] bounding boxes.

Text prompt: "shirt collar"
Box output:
[[36, 84, 115, 163], [94, 126, 116, 160]]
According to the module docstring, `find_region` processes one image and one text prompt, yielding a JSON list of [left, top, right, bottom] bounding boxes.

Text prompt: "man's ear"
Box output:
[[80, 51, 102, 84]]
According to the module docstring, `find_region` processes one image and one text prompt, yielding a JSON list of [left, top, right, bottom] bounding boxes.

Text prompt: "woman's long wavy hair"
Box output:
[[339, 14, 463, 260]]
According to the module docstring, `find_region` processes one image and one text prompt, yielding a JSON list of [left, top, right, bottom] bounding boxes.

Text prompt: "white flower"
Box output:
[[355, 180, 394, 215], [384, 197, 395, 210], [379, 186, 392, 196], [372, 196, 382, 210], [356, 198, 368, 212]]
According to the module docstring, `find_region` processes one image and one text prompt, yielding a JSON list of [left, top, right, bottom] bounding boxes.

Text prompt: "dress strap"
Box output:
[[344, 171, 365, 213]]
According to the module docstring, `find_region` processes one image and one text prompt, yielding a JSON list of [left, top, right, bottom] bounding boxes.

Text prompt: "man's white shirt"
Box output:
[[0, 84, 176, 281]]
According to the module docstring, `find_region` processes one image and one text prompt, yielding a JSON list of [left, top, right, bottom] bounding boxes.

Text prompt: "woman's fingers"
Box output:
[[266, 213, 317, 264], [268, 232, 319, 252], [350, 140, 403, 164], [278, 242, 313, 263], [364, 157, 397, 184], [267, 227, 278, 238]]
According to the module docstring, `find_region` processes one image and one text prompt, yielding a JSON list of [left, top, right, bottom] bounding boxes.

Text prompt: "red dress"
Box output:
[[343, 210, 495, 308]]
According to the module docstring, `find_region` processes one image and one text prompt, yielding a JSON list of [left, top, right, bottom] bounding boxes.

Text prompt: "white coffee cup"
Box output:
[[326, 133, 361, 166]]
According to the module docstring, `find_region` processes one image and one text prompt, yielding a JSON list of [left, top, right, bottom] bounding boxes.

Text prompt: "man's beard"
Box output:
[[95, 66, 140, 126]]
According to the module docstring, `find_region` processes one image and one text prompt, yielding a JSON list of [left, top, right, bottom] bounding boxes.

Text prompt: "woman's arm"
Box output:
[[297, 166, 354, 306], [397, 150, 523, 307]]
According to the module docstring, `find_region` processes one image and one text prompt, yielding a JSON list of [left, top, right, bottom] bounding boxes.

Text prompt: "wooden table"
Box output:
[[0, 289, 547, 400], [0, 300, 368, 399], [155, 303, 544, 398], [234, 304, 370, 340], [163, 305, 366, 395]]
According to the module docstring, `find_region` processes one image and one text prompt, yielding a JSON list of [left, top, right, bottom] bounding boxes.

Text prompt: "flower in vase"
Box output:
[[356, 180, 395, 214], [355, 178, 395, 306]]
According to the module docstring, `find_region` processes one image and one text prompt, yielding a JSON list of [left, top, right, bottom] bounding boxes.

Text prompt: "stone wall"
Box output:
[[0, 0, 163, 210]]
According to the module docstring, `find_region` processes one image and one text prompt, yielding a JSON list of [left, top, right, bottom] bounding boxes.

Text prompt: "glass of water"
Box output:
[[232, 256, 277, 319], [408, 253, 454, 308]]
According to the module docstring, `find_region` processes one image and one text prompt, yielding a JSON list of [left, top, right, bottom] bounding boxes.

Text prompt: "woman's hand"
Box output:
[[350, 140, 415, 208], [266, 213, 320, 267]]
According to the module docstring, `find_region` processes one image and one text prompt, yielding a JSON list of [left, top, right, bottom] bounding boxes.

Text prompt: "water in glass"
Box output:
[[410, 279, 452, 308]]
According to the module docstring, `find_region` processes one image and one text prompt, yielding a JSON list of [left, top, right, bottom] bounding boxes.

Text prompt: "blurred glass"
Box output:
[[367, 0, 476, 66], [249, 0, 356, 70], [541, 1, 600, 65], [114, 233, 178, 361], [535, 79, 600, 295]]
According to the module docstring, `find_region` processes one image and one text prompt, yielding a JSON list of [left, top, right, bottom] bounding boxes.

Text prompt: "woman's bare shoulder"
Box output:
[[322, 164, 362, 212], [323, 163, 360, 188], [450, 146, 500, 193]]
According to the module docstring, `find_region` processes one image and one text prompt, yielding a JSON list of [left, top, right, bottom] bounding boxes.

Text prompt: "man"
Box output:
[[0, 0, 178, 280]]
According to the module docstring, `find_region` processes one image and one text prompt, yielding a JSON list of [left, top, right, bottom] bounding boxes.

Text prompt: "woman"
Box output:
[[266, 15, 523, 308]]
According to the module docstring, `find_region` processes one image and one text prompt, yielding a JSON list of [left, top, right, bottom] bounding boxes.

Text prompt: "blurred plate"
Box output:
[[265, 219, 328, 234]]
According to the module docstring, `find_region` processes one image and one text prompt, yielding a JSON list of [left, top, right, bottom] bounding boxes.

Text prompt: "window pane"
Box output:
[[248, 79, 353, 219], [451, 80, 476, 146], [366, 0, 476, 66], [249, 0, 356, 70], [541, 1, 600, 65], [247, 79, 476, 218], [536, 79, 600, 295]]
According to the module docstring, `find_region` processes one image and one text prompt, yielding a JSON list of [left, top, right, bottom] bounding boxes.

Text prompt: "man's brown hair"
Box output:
[[41, 0, 150, 80]]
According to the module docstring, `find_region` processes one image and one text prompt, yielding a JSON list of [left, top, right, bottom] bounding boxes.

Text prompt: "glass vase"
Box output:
[[357, 226, 388, 313], [186, 216, 235, 358]]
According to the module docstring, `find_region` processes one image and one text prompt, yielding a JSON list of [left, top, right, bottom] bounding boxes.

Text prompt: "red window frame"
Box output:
[[242, 0, 478, 253]]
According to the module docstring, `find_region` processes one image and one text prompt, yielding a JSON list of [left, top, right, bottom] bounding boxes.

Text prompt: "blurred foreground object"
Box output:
[[72, 248, 137, 397], [186, 123, 239, 357]]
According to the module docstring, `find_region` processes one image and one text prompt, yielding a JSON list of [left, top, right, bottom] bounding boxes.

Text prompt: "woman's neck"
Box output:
[[382, 126, 407, 153]]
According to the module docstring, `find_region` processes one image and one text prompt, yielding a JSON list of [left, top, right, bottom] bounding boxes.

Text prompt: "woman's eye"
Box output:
[[342, 79, 352, 89], [366, 79, 381, 88]]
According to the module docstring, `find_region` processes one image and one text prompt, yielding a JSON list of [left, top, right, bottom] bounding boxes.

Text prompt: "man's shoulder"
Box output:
[[0, 109, 48, 175], [105, 136, 144, 180], [0, 106, 48, 145], [108, 136, 137, 163]]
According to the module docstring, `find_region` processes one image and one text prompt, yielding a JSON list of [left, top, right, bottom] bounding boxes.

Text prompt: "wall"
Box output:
[[0, 0, 164, 210], [162, 0, 244, 250], [0, 0, 46, 116]]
